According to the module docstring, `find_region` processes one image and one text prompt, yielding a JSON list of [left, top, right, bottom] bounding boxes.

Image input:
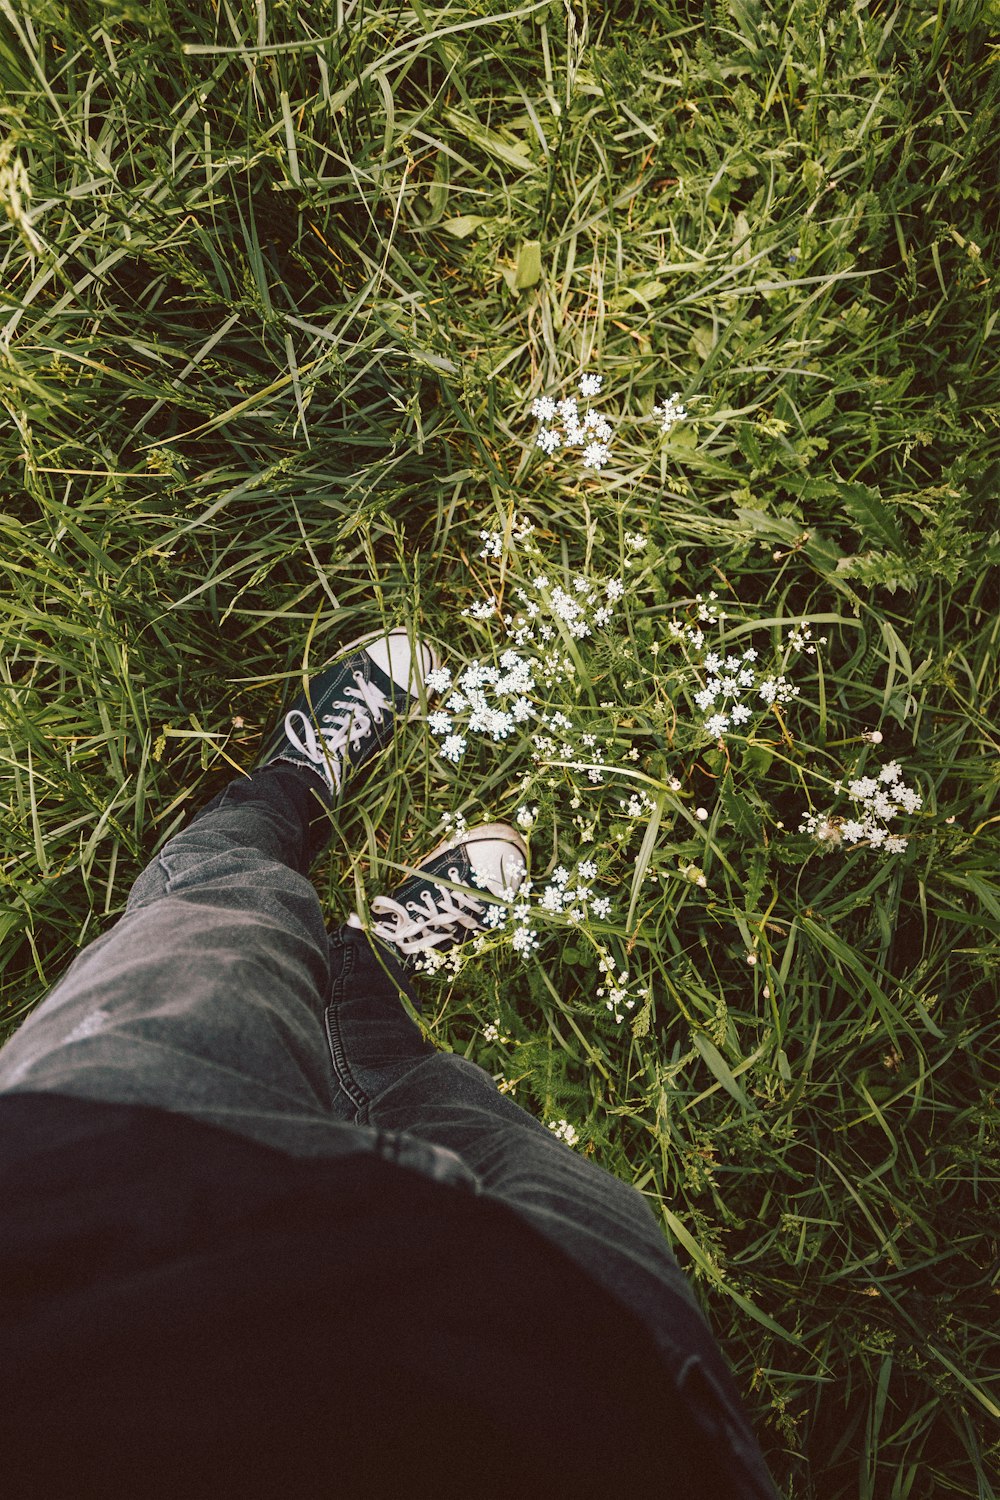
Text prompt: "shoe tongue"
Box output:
[[418, 847, 481, 909]]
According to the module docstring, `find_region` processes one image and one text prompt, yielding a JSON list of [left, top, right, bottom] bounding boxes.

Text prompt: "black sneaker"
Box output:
[[257, 628, 441, 797], [349, 824, 528, 961]]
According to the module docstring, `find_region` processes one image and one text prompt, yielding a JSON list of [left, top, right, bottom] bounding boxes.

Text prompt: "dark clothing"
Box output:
[[0, 764, 777, 1498], [1, 1090, 745, 1499]]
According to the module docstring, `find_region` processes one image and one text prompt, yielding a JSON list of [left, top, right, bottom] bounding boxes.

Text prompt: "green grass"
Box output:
[[2, 1, 998, 1494]]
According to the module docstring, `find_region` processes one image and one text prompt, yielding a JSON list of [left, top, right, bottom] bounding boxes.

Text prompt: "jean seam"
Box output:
[[324, 937, 370, 1117]]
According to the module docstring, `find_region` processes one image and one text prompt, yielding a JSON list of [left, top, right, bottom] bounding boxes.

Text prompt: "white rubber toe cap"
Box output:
[[365, 631, 440, 697], [461, 825, 528, 899]]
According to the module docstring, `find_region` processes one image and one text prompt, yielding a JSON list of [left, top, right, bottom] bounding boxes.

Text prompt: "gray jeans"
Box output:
[[0, 764, 776, 1498]]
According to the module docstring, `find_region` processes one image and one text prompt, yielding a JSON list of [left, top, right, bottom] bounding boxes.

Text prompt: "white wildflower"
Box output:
[[531, 396, 557, 422], [582, 441, 610, 470], [655, 392, 687, 432], [547, 1118, 579, 1146]]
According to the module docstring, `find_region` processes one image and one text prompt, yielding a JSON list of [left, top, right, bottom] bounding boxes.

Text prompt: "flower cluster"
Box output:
[[467, 521, 627, 687], [547, 1118, 580, 1147], [481, 1017, 516, 1043], [506, 571, 625, 651], [664, 597, 824, 741], [536, 859, 613, 921], [693, 645, 800, 739], [659, 594, 827, 741], [596, 955, 649, 1024], [619, 788, 657, 818], [788, 623, 825, 655], [426, 654, 536, 763], [665, 589, 729, 653], [655, 392, 687, 432], [438, 527, 630, 769], [530, 377, 691, 466], [531, 375, 614, 470], [477, 513, 536, 560], [427, 508, 909, 990], [410, 945, 471, 978], [799, 760, 922, 855], [464, 851, 616, 966], [531, 709, 615, 786]]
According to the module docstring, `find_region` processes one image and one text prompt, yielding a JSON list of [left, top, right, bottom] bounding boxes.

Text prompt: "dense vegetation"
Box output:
[[1, 2, 997, 1494]]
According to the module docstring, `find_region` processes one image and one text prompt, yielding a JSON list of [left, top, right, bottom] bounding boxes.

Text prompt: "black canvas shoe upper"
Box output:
[[359, 830, 527, 959], [257, 634, 428, 796]]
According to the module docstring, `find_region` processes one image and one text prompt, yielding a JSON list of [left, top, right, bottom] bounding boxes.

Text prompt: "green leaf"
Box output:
[[692, 1030, 755, 1111], [428, 157, 449, 218], [720, 771, 760, 842], [741, 744, 773, 776], [440, 215, 489, 239], [514, 239, 542, 288], [744, 851, 768, 912], [839, 483, 907, 552], [443, 109, 539, 173]]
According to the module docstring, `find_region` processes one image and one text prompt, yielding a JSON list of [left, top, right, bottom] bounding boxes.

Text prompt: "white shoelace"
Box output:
[[283, 673, 393, 790], [369, 872, 488, 954]]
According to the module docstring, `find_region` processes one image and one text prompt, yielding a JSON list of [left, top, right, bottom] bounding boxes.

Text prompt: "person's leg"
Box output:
[[0, 764, 365, 1157], [327, 935, 698, 1313], [325, 835, 704, 1323], [325, 914, 775, 1498], [324, 921, 438, 1119], [0, 628, 459, 1171]]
